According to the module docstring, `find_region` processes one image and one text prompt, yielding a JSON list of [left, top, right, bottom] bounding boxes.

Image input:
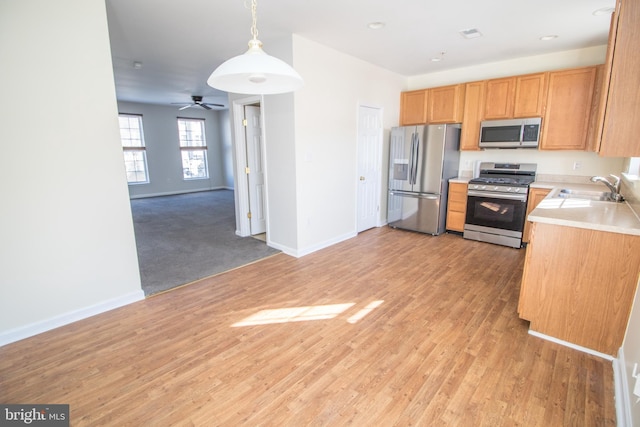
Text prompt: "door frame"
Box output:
[[231, 95, 267, 237]]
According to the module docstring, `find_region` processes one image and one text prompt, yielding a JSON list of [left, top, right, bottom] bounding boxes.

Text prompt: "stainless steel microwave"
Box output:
[[479, 117, 541, 149]]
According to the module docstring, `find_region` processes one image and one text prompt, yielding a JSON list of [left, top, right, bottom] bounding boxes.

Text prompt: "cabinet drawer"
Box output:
[[446, 211, 466, 232], [448, 200, 467, 213]]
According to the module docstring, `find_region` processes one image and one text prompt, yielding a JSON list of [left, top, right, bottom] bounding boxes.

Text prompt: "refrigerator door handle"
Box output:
[[389, 191, 440, 199], [408, 133, 416, 186], [411, 132, 420, 185]]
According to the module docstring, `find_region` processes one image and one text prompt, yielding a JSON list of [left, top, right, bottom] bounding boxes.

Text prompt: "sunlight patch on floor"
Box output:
[[231, 300, 384, 327], [347, 300, 384, 324], [232, 303, 355, 327]]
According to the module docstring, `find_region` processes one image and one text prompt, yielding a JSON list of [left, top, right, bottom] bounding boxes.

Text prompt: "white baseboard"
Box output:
[[268, 231, 358, 258], [0, 290, 145, 347], [614, 348, 632, 427], [129, 186, 232, 199], [527, 330, 615, 361]]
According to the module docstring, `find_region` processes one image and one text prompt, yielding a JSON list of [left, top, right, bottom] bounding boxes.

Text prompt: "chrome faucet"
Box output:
[[591, 174, 624, 202]]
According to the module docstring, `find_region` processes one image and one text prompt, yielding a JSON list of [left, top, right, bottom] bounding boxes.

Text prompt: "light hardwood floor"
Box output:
[[0, 227, 615, 426]]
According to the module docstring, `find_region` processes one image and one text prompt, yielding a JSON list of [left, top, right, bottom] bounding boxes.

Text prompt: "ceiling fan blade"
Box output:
[[178, 104, 192, 110], [200, 104, 212, 110], [205, 103, 225, 108]]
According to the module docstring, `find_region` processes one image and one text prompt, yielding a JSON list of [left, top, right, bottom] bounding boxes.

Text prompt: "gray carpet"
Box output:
[[130, 190, 280, 295]]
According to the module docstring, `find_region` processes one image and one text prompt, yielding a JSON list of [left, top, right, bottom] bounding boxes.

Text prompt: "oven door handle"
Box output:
[[467, 190, 527, 202]]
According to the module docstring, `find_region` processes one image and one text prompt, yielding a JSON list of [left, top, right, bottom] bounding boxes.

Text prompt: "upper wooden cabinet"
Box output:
[[427, 84, 466, 124], [400, 89, 428, 125], [460, 81, 485, 150], [483, 77, 515, 119], [594, 0, 640, 157], [514, 73, 548, 117], [400, 84, 466, 126], [540, 67, 597, 151], [483, 73, 547, 120]]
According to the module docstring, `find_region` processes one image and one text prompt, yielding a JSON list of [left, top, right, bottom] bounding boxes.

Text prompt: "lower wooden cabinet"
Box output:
[[518, 222, 640, 356], [522, 187, 551, 243], [446, 182, 468, 232]]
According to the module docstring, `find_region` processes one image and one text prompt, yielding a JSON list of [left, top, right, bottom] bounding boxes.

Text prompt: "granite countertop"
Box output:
[[528, 181, 640, 236]]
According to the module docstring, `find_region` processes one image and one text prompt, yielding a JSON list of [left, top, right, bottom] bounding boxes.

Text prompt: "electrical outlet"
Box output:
[[573, 161, 582, 170]]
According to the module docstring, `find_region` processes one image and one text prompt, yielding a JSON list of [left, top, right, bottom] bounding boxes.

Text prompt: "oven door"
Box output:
[[464, 190, 527, 234]]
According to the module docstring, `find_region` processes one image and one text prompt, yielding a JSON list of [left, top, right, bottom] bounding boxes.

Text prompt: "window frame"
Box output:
[[118, 113, 149, 185], [177, 117, 209, 180]]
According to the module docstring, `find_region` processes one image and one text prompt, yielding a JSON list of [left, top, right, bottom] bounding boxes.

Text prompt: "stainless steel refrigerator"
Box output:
[[387, 124, 460, 235]]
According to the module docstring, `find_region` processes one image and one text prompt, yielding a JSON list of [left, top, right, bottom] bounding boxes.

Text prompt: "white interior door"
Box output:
[[357, 105, 383, 232], [244, 105, 266, 235]]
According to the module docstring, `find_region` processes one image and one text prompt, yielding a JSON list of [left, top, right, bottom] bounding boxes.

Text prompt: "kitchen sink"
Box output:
[[556, 188, 618, 202]]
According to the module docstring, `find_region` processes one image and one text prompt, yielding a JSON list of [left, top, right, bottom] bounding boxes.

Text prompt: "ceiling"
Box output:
[[106, 0, 616, 110]]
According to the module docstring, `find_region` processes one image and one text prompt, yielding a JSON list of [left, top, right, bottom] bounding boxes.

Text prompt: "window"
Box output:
[[118, 114, 149, 184], [177, 118, 209, 180]]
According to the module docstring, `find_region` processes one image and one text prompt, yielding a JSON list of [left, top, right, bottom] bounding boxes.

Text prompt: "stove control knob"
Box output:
[[481, 185, 486, 190], [493, 186, 499, 191], [506, 187, 512, 192], [514, 188, 521, 193]]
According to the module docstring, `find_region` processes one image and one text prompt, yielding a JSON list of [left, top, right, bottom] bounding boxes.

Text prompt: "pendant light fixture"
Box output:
[[207, 0, 304, 95]]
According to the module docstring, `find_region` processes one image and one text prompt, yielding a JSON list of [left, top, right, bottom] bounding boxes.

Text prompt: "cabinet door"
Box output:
[[540, 67, 596, 151], [514, 73, 548, 117], [427, 84, 465, 124], [518, 222, 640, 355], [522, 188, 550, 243], [446, 182, 468, 232], [597, 0, 640, 157], [460, 81, 484, 150], [483, 77, 515, 119], [400, 90, 428, 125]]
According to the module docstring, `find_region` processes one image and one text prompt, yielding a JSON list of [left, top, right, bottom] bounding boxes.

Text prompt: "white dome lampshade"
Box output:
[[207, 39, 304, 95]]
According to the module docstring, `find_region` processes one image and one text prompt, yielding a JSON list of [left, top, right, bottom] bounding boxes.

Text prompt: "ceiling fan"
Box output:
[[172, 95, 224, 110]]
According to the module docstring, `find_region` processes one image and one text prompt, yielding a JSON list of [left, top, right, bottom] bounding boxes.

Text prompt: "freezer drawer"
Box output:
[[388, 191, 443, 235]]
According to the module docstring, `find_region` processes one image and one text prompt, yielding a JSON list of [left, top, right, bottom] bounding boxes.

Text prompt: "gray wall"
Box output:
[[117, 101, 233, 198]]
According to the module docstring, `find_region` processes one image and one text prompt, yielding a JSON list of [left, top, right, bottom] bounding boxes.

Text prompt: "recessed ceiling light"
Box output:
[[593, 7, 615, 16], [539, 35, 558, 41], [367, 22, 385, 30], [459, 28, 482, 39], [431, 52, 446, 62], [133, 61, 143, 69]]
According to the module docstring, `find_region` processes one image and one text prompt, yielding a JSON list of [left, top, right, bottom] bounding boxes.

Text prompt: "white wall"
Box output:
[[619, 176, 640, 425], [117, 101, 231, 198], [407, 45, 625, 178], [290, 35, 405, 254], [407, 45, 608, 89], [621, 276, 640, 425], [0, 0, 144, 344]]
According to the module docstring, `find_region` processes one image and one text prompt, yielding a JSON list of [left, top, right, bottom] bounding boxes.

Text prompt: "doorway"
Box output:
[[231, 96, 268, 238]]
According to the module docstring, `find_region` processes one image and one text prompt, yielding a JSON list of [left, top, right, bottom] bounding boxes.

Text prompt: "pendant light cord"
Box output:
[[250, 0, 258, 41]]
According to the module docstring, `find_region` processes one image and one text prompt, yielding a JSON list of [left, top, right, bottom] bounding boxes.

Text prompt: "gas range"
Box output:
[[468, 163, 537, 195], [463, 162, 537, 249]]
